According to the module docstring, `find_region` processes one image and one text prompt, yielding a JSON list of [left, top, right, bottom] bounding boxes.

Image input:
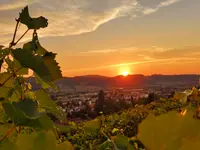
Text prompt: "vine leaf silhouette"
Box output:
[[19, 6, 48, 29]]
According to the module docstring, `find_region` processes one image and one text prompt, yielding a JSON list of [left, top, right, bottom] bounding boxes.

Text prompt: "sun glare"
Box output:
[[119, 66, 131, 77], [122, 71, 129, 76]]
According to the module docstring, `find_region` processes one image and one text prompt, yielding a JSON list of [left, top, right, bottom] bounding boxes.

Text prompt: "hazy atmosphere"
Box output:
[[1, 0, 200, 77], [1, 1, 200, 150]]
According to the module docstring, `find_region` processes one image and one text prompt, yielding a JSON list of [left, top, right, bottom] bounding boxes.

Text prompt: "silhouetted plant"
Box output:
[[95, 90, 105, 113]]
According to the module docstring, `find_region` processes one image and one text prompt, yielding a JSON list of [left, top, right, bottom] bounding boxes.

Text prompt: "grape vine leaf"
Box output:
[[0, 108, 6, 123], [13, 59, 29, 75], [23, 41, 34, 52], [15, 132, 38, 150], [84, 118, 102, 133], [12, 48, 50, 80], [19, 6, 48, 30], [24, 90, 36, 100], [35, 39, 48, 56], [23, 36, 47, 56], [8, 88, 21, 102], [98, 140, 113, 150], [42, 52, 62, 81], [0, 87, 13, 99], [2, 101, 54, 129], [35, 73, 57, 90], [13, 99, 39, 117], [15, 131, 57, 150], [128, 143, 136, 150], [0, 139, 17, 150], [2, 101, 33, 124], [34, 131, 57, 150], [0, 123, 17, 140], [111, 135, 129, 150], [0, 72, 14, 87], [55, 124, 71, 133], [57, 141, 74, 150], [36, 89, 65, 120], [137, 108, 200, 150]]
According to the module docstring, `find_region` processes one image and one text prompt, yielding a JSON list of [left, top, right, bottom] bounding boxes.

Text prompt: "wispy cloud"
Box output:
[[142, 0, 181, 15], [63, 57, 199, 73], [79, 46, 138, 55], [77, 45, 170, 56], [0, 0, 183, 45], [138, 55, 153, 60], [0, 0, 38, 11], [80, 49, 118, 54], [158, 0, 181, 7]]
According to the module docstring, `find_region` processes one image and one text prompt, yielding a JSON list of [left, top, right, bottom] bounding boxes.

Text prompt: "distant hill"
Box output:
[[28, 74, 200, 90]]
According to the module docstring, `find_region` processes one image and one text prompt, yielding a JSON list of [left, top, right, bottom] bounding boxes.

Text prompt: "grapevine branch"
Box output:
[[0, 127, 16, 143], [0, 68, 21, 86], [0, 18, 30, 143], [9, 18, 20, 47], [9, 18, 29, 48], [14, 28, 29, 46]]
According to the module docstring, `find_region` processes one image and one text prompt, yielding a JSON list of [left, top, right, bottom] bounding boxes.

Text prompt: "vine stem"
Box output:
[[0, 18, 30, 143], [9, 18, 29, 48], [13, 28, 29, 46], [9, 18, 20, 48], [0, 68, 21, 86], [1, 18, 29, 98], [0, 127, 16, 143]]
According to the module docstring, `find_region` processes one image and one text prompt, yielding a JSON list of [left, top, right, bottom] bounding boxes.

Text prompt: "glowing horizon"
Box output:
[[1, 0, 200, 77]]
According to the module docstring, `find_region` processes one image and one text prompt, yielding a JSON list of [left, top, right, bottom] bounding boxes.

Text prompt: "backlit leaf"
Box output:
[[12, 48, 50, 80], [0, 72, 14, 87], [0, 87, 13, 99], [36, 89, 65, 120], [84, 118, 102, 133], [42, 52, 62, 81], [112, 135, 129, 150], [2, 101, 53, 129], [35, 73, 57, 90], [57, 141, 74, 150], [19, 6, 48, 30], [15, 131, 57, 150], [137, 107, 200, 150]]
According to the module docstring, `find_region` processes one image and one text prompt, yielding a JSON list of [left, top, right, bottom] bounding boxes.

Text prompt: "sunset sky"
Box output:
[[1, 0, 200, 77]]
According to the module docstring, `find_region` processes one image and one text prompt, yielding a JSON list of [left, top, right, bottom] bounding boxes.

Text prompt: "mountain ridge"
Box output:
[[28, 74, 200, 90]]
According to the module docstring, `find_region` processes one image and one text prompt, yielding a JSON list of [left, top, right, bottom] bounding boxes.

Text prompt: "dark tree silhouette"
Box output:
[[147, 93, 160, 103], [95, 90, 105, 113], [168, 91, 175, 98]]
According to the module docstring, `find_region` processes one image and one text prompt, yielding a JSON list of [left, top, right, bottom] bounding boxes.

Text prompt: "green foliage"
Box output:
[[0, 6, 73, 150], [62, 92, 200, 150], [84, 118, 102, 133], [36, 89, 66, 121], [137, 107, 200, 150], [12, 48, 50, 80], [111, 135, 129, 150]]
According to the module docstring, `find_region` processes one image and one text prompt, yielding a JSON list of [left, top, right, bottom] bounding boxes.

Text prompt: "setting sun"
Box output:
[[122, 71, 129, 76], [119, 67, 131, 77]]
